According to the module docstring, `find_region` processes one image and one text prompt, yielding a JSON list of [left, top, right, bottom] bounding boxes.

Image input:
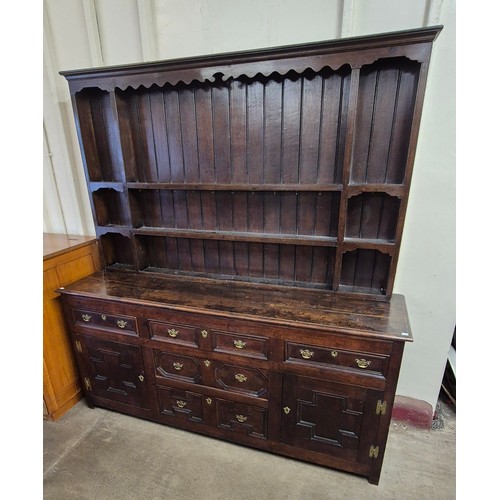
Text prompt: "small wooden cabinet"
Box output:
[[58, 26, 441, 483], [43, 233, 101, 420]]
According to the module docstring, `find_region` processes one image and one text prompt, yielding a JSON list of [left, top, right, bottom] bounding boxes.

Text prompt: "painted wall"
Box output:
[[43, 0, 456, 412]]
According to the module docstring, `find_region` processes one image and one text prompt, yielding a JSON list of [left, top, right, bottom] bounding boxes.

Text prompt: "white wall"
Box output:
[[43, 0, 456, 412]]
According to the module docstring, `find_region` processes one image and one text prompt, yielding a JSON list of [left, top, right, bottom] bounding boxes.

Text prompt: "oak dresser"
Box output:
[[58, 26, 441, 484]]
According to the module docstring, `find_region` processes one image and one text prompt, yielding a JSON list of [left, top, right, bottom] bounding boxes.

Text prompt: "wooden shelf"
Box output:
[[133, 227, 337, 247], [343, 238, 395, 253], [127, 182, 343, 192], [89, 182, 124, 192], [337, 284, 386, 296], [346, 184, 405, 197], [140, 266, 332, 290], [96, 225, 130, 237]]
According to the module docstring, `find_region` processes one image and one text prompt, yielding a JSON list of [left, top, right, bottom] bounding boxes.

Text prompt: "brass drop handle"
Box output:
[[235, 373, 247, 383], [300, 349, 314, 359], [176, 400, 187, 408], [82, 314, 91, 322], [168, 329, 179, 337], [173, 362, 183, 371], [234, 340, 246, 349], [117, 320, 128, 329], [236, 415, 247, 423], [355, 358, 371, 369]]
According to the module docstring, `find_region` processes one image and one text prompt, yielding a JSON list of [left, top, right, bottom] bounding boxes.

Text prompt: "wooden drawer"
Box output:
[[212, 330, 269, 360], [156, 385, 268, 440], [157, 385, 207, 425], [149, 320, 200, 348], [72, 307, 138, 336], [216, 399, 267, 440], [154, 351, 203, 384], [285, 341, 389, 376], [146, 311, 271, 359], [214, 363, 268, 398], [153, 348, 268, 399]]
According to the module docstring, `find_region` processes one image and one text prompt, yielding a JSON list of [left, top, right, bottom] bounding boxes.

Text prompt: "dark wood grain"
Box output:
[[60, 271, 411, 340], [61, 26, 441, 485]]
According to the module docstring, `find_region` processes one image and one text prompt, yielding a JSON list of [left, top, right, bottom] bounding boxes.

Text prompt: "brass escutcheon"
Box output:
[[204, 360, 211, 367], [206, 397, 212, 405], [331, 350, 338, 358], [173, 362, 183, 371], [283, 407, 291, 415], [101, 314, 107, 320], [201, 330, 208, 338], [234, 373, 247, 383], [300, 349, 314, 359], [138, 375, 144, 382]]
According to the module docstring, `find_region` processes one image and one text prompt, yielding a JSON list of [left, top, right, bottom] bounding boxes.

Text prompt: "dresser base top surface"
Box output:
[[60, 270, 412, 342]]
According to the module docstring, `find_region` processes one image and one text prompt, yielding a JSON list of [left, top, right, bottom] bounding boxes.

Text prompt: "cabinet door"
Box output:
[[281, 374, 381, 464], [76, 335, 150, 410]]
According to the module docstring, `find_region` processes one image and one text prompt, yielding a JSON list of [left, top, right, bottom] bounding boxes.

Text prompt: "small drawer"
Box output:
[[149, 320, 200, 348], [214, 363, 268, 398], [286, 342, 388, 376], [213, 331, 269, 360], [72, 308, 138, 336], [154, 351, 203, 384], [216, 399, 267, 439], [157, 386, 206, 425]]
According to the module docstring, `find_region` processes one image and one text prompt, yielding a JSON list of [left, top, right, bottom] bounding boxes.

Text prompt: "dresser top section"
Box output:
[[59, 271, 412, 342]]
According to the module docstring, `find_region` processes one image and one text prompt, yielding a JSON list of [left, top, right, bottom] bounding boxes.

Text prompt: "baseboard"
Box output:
[[392, 395, 434, 429]]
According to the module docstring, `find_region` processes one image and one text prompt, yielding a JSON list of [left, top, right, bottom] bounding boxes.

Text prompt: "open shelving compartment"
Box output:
[[66, 29, 432, 299]]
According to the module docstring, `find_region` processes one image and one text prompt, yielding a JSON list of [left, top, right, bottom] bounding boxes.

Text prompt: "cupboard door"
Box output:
[[281, 374, 381, 464], [76, 335, 150, 410]]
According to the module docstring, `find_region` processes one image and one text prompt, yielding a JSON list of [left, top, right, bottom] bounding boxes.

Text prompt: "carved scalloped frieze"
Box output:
[[70, 56, 351, 93], [63, 26, 440, 93], [67, 43, 427, 95]]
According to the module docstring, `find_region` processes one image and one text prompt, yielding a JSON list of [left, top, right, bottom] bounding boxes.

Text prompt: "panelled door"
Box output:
[[281, 374, 382, 465], [75, 335, 150, 410]]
